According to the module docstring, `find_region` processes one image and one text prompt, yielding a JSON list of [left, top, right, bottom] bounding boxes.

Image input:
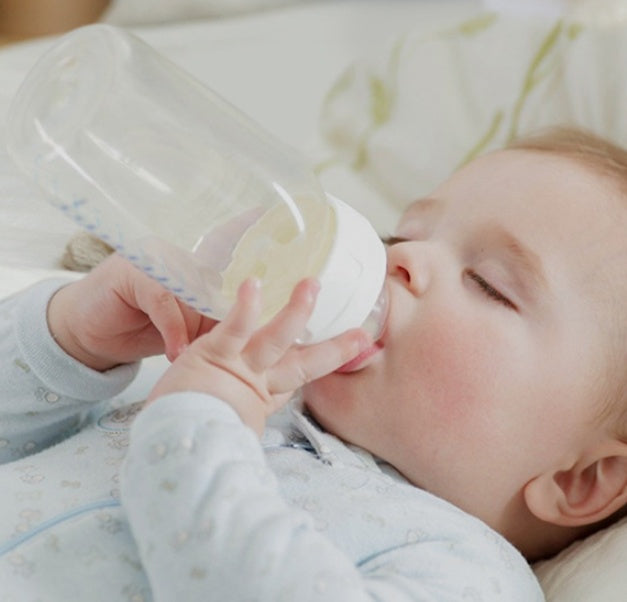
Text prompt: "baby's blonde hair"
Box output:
[[507, 125, 627, 195], [507, 124, 627, 430], [507, 126, 627, 529]]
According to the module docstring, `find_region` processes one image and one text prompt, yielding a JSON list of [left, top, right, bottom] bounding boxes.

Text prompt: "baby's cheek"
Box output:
[[414, 315, 503, 431]]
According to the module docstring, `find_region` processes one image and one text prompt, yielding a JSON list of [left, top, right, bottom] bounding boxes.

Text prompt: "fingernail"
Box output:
[[307, 279, 321, 303], [239, 277, 261, 299], [247, 277, 261, 290]]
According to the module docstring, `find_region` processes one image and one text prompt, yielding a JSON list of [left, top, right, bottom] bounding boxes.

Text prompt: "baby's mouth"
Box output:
[[336, 282, 390, 373], [335, 339, 384, 374]]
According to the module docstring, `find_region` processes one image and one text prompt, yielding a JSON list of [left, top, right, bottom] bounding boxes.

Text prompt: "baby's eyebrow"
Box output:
[[494, 227, 549, 298], [400, 197, 443, 222]]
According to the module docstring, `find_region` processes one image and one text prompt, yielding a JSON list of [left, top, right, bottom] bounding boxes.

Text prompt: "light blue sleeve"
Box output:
[[0, 279, 139, 463], [121, 394, 545, 602]]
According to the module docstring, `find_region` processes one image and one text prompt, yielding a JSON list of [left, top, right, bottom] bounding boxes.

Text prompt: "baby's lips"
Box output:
[[335, 340, 383, 374]]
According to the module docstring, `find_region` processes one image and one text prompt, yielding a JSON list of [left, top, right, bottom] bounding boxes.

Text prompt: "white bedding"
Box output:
[[1, 1, 626, 599]]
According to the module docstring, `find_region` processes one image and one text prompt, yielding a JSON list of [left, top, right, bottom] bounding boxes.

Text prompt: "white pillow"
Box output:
[[317, 12, 627, 602], [318, 12, 627, 206], [534, 517, 627, 601], [483, 0, 627, 26]]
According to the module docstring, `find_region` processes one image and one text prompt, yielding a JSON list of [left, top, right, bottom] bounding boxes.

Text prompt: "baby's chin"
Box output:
[[300, 381, 321, 411], [301, 377, 356, 431], [301, 374, 337, 409], [301, 376, 333, 409]]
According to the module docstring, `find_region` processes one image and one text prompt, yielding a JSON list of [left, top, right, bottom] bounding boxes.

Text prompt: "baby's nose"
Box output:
[[386, 241, 431, 297]]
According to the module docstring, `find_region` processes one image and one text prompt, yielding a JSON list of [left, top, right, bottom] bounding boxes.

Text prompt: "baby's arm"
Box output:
[[123, 394, 373, 601], [0, 254, 214, 462], [0, 277, 137, 463], [123, 394, 543, 601]]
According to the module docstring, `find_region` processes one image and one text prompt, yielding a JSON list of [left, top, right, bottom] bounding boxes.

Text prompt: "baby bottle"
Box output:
[[5, 24, 388, 344]]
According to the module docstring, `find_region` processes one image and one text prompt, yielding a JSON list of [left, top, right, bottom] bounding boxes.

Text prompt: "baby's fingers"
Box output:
[[245, 278, 320, 371], [131, 275, 190, 361], [268, 329, 371, 393], [199, 278, 261, 358]]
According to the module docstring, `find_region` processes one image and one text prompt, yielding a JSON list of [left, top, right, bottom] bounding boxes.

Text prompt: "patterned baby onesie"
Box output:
[[0, 279, 545, 601]]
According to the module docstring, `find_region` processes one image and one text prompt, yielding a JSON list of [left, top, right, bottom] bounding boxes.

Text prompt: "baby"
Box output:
[[1, 125, 625, 600]]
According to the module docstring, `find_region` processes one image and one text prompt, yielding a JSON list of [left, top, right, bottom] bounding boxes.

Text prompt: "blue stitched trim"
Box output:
[[0, 498, 121, 556]]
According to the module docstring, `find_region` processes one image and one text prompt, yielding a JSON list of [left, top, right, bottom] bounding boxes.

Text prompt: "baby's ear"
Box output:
[[523, 440, 627, 527]]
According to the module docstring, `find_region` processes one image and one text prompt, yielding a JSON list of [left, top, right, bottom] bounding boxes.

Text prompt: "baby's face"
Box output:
[[304, 149, 626, 525]]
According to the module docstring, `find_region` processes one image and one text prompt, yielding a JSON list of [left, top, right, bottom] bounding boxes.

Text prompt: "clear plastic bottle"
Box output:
[[6, 24, 388, 343]]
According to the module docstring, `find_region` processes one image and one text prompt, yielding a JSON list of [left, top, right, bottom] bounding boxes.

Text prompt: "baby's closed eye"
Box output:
[[465, 269, 517, 311]]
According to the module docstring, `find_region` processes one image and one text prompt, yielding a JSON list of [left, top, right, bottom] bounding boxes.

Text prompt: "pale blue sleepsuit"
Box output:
[[0, 279, 545, 601]]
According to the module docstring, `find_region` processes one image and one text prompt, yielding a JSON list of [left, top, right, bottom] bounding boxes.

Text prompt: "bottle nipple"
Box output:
[[361, 284, 389, 342], [296, 194, 387, 344]]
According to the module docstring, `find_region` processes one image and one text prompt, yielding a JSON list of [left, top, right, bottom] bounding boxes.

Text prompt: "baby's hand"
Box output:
[[47, 254, 216, 371], [147, 278, 370, 435]]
